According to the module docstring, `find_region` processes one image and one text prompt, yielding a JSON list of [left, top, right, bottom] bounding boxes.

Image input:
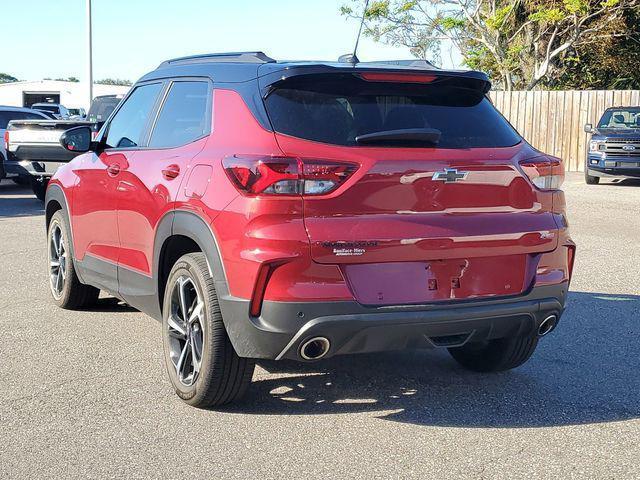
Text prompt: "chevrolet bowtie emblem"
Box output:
[[432, 168, 469, 183]]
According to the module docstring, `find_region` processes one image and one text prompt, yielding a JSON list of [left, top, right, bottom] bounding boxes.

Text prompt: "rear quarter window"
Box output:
[[264, 74, 521, 148]]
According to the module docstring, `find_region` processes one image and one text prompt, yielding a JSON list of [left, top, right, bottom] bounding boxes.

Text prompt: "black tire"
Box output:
[[31, 178, 48, 201], [47, 210, 100, 309], [448, 334, 539, 372], [162, 252, 254, 408], [585, 169, 600, 185]]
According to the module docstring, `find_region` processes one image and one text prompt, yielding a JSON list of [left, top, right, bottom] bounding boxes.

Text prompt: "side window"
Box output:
[[105, 83, 162, 149], [148, 81, 209, 148]]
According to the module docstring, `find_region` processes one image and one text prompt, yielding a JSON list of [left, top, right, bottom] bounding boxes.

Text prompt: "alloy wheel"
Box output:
[[49, 224, 67, 298], [167, 276, 205, 386]]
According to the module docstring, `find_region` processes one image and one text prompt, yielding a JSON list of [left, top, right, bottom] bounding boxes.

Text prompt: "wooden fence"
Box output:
[[488, 90, 640, 171]]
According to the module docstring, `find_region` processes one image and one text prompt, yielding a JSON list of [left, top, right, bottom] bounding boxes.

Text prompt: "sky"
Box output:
[[4, 0, 461, 83]]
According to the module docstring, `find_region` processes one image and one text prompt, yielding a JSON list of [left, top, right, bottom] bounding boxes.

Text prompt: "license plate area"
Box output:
[[341, 255, 532, 306]]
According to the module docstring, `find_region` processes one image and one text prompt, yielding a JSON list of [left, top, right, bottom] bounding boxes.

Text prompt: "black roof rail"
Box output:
[[158, 51, 276, 68]]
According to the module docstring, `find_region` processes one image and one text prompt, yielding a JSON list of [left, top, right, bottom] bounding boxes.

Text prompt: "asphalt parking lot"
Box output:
[[1, 172, 639, 479]]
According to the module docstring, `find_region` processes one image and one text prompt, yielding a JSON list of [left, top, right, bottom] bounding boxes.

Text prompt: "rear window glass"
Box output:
[[264, 74, 521, 148], [0, 111, 46, 129], [87, 97, 121, 122], [33, 105, 59, 113]]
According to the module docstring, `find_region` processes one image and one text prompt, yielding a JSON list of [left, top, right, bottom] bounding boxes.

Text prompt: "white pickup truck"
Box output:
[[3, 95, 123, 200], [5, 119, 96, 199]]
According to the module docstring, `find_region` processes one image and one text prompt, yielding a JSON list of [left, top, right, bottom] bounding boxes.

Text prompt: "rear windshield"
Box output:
[[264, 74, 521, 148], [33, 105, 59, 113], [0, 111, 46, 129], [87, 97, 121, 122]]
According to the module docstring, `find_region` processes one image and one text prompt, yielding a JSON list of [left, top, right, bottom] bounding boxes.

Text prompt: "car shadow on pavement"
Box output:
[[0, 183, 42, 218], [225, 291, 640, 428], [82, 296, 138, 313]]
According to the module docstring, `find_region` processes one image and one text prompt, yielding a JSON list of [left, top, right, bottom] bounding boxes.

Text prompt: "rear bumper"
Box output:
[[218, 282, 568, 361], [4, 157, 65, 179]]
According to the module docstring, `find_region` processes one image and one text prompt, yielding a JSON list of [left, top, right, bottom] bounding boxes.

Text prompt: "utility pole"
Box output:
[[86, 0, 93, 108]]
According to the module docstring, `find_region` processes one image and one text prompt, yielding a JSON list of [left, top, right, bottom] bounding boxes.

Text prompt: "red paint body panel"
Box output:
[[274, 134, 563, 303], [72, 150, 127, 263], [116, 138, 207, 275], [56, 86, 573, 309]]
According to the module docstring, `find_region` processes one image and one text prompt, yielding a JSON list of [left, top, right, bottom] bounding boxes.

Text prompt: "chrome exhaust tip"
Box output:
[[538, 315, 558, 337], [300, 337, 330, 360]]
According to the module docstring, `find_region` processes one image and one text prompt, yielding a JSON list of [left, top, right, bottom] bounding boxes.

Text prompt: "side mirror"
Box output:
[[60, 126, 93, 153], [584, 123, 593, 133]]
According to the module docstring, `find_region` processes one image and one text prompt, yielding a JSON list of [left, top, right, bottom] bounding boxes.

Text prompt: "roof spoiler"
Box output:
[[259, 65, 491, 95]]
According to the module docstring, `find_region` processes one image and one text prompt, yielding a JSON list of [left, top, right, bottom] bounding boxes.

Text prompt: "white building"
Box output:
[[0, 80, 130, 110]]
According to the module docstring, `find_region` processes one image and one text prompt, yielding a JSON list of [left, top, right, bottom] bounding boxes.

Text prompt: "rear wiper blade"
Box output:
[[355, 128, 441, 145]]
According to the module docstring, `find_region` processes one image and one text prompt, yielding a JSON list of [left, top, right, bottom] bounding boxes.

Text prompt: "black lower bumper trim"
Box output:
[[217, 283, 568, 361], [588, 167, 640, 179], [4, 159, 65, 178]]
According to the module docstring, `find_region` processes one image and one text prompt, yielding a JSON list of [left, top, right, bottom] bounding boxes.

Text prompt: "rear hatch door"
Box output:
[[264, 71, 560, 304]]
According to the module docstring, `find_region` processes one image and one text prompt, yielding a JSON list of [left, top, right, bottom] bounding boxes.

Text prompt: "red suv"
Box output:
[[45, 52, 574, 407]]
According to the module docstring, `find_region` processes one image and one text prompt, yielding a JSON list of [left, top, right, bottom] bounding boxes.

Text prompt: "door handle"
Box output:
[[117, 180, 136, 193], [106, 164, 121, 177], [162, 164, 180, 180]]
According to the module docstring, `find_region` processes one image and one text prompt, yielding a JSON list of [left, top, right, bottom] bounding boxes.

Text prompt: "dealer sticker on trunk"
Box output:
[[322, 241, 379, 257]]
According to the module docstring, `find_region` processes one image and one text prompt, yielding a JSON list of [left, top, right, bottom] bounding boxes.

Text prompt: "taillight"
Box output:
[[3, 130, 8, 150], [359, 72, 437, 83], [302, 160, 357, 195], [222, 155, 357, 196], [519, 156, 564, 190]]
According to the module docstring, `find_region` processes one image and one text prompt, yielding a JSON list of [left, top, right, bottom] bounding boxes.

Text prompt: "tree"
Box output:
[[96, 78, 132, 86], [551, 8, 640, 88], [0, 73, 18, 83], [54, 77, 80, 82], [341, 0, 640, 90]]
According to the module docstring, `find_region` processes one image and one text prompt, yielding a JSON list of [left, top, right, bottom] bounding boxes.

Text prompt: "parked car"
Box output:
[[0, 106, 50, 183], [68, 107, 87, 119], [31, 103, 71, 119], [86, 94, 124, 123], [5, 96, 122, 200], [45, 52, 574, 408], [5, 119, 96, 199], [584, 106, 640, 184]]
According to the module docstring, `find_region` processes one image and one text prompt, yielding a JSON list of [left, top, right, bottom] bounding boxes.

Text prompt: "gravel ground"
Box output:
[[0, 172, 638, 479]]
